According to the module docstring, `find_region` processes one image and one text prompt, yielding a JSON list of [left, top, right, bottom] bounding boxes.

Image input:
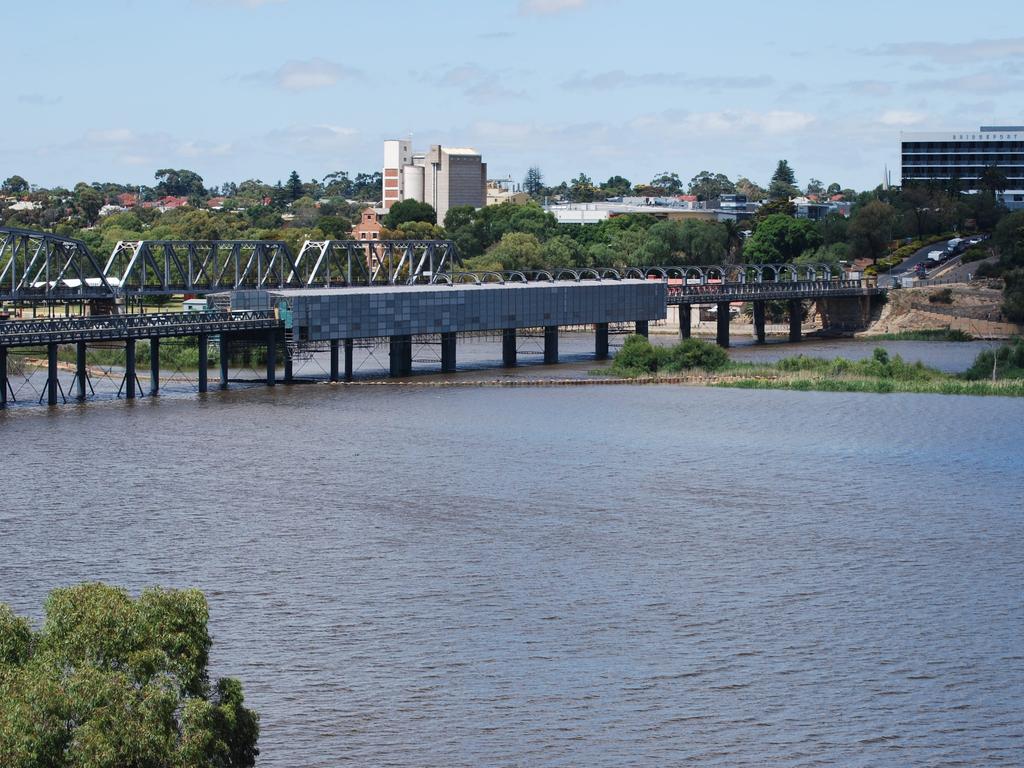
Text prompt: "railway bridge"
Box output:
[[1, 226, 884, 407]]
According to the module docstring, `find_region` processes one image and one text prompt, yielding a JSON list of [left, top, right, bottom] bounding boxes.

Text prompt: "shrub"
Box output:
[[661, 338, 729, 372], [962, 337, 1024, 380], [928, 288, 953, 304], [610, 334, 660, 376]]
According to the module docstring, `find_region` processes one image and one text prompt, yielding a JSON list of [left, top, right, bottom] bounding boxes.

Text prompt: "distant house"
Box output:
[[351, 208, 385, 240], [485, 181, 531, 207], [142, 195, 190, 212], [116, 192, 138, 207], [98, 204, 127, 217], [206, 196, 226, 210], [7, 200, 40, 211]]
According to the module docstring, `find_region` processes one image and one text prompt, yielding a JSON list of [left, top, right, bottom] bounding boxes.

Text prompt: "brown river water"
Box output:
[[1, 335, 1022, 766]]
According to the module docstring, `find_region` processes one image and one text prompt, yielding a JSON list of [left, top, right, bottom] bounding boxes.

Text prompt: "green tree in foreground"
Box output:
[[0, 583, 259, 768], [382, 199, 437, 228]]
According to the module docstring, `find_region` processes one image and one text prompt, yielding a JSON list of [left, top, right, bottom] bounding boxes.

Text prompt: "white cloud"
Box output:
[[872, 36, 1024, 64], [261, 124, 359, 155], [913, 71, 1024, 94], [431, 64, 527, 101], [519, 0, 587, 14], [561, 70, 772, 91], [246, 58, 359, 91], [879, 110, 927, 127], [632, 109, 816, 137]]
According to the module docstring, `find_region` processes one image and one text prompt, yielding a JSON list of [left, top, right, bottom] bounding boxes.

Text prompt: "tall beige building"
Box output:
[[382, 140, 486, 224]]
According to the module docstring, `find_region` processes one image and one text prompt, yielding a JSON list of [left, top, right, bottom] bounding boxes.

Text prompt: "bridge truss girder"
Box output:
[[104, 240, 303, 294], [294, 240, 461, 287], [0, 227, 115, 301]]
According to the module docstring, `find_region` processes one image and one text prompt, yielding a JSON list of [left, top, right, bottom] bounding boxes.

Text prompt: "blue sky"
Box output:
[[5, 0, 1024, 192]]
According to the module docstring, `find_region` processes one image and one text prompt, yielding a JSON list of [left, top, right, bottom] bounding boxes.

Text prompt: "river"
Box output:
[[1, 340, 1022, 766]]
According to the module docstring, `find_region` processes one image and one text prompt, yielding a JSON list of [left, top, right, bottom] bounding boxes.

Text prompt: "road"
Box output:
[[889, 240, 950, 277]]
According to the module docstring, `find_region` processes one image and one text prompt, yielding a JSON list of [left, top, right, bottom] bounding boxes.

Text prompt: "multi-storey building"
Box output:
[[382, 140, 486, 223], [900, 126, 1024, 209]]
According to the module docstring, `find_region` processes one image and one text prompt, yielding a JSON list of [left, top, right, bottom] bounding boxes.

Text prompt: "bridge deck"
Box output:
[[0, 310, 278, 347], [668, 279, 882, 303]]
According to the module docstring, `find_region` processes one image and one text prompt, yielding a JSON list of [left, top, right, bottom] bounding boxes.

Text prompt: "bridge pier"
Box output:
[[679, 304, 691, 339], [75, 341, 88, 400], [149, 337, 160, 395], [595, 322, 609, 359], [635, 320, 648, 338], [284, 355, 293, 384], [544, 326, 559, 364], [788, 299, 802, 343], [441, 332, 457, 373], [329, 339, 340, 382], [124, 338, 137, 400], [0, 345, 7, 408], [753, 301, 766, 344], [389, 335, 412, 377], [219, 334, 230, 389], [344, 338, 354, 382], [266, 329, 277, 386], [47, 342, 61, 405], [197, 333, 208, 393], [502, 328, 517, 367], [716, 302, 731, 348]]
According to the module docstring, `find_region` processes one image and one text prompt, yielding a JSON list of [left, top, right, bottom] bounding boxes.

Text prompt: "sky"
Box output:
[[5, 0, 1024, 193]]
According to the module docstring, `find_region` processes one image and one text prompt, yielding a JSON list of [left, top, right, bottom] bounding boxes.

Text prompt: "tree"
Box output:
[[826, 182, 842, 197], [687, 171, 735, 201], [286, 170, 303, 201], [743, 213, 822, 263], [768, 160, 799, 200], [568, 173, 597, 202], [382, 199, 436, 228], [2, 175, 29, 195], [523, 166, 544, 198], [735, 176, 767, 201], [73, 183, 103, 225], [848, 200, 897, 264], [0, 583, 259, 768], [650, 171, 683, 195], [484, 231, 544, 270], [600, 175, 632, 198], [753, 198, 796, 223], [154, 169, 206, 198], [805, 178, 825, 197]]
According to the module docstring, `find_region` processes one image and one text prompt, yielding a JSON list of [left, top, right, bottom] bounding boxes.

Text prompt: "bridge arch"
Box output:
[[598, 268, 622, 280]]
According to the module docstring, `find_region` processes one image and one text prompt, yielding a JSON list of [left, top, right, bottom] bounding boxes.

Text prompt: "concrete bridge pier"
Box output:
[[595, 322, 609, 359], [344, 339, 354, 382], [389, 334, 412, 377], [0, 345, 7, 408], [283, 355, 293, 384], [441, 332, 457, 373], [329, 339, 340, 382], [46, 342, 61, 405], [219, 334, 230, 389], [266, 329, 277, 386], [788, 299, 803, 343], [502, 329, 517, 367], [544, 326, 559, 364], [75, 341, 88, 399], [679, 304, 691, 339], [753, 301, 766, 344], [124, 339, 138, 400], [197, 333, 209, 393], [635, 320, 648, 338], [149, 337, 160, 395], [716, 302, 731, 348]]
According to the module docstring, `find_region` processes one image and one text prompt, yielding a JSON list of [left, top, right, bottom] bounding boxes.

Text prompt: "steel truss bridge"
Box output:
[[1, 226, 880, 303]]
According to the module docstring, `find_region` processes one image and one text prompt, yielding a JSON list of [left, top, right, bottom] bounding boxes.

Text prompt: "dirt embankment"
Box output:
[[862, 280, 1023, 339]]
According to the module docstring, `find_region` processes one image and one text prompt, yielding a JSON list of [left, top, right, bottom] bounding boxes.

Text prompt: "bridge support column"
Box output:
[[266, 330, 277, 386], [595, 323, 609, 360], [197, 333, 208, 393], [76, 341, 88, 400], [679, 304, 691, 339], [47, 343, 61, 405], [284, 355, 293, 384], [716, 302, 730, 348], [149, 337, 160, 395], [788, 299, 802, 343], [502, 329, 517, 367], [329, 339, 340, 382], [544, 326, 559, 365], [389, 335, 412, 377], [635, 320, 648, 338], [753, 301, 766, 344], [219, 334, 230, 389], [441, 332, 457, 373], [0, 345, 7, 408], [124, 338, 137, 400], [344, 338, 354, 382]]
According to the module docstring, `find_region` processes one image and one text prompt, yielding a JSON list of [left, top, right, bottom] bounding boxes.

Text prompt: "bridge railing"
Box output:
[[0, 310, 278, 346], [667, 279, 867, 299]]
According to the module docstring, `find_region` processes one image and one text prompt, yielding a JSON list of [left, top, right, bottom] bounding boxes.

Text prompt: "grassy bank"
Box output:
[[600, 335, 1024, 398], [860, 329, 974, 341]]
